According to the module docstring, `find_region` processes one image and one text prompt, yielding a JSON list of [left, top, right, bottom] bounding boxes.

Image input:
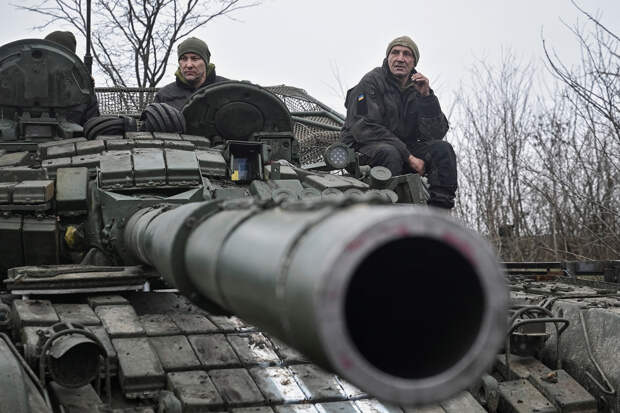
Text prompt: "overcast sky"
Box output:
[[1, 1, 619, 115]]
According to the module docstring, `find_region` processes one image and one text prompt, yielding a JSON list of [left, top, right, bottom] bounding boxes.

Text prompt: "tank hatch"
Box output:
[[183, 81, 293, 140], [0, 39, 91, 111]]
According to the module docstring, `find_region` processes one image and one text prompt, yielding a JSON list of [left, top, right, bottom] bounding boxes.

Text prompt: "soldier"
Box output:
[[341, 36, 457, 209], [154, 37, 228, 110], [45, 31, 100, 126]]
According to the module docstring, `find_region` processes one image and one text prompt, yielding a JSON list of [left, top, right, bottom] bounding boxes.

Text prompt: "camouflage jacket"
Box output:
[[154, 64, 227, 111], [341, 59, 449, 163]]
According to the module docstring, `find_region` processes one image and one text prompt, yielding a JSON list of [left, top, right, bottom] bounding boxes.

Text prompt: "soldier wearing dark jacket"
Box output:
[[154, 37, 227, 111], [45, 31, 100, 126], [341, 36, 457, 209]]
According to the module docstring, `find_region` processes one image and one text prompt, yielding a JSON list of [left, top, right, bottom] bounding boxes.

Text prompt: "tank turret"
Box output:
[[0, 39, 93, 150]]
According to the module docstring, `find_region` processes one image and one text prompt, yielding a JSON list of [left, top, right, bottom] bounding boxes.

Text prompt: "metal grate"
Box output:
[[95, 87, 159, 117], [260, 85, 344, 166], [95, 85, 344, 166], [293, 122, 341, 166]]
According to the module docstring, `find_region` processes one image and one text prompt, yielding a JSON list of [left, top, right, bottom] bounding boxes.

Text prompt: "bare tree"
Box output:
[[452, 52, 536, 260], [524, 93, 620, 260], [537, 1, 619, 260], [453, 2, 619, 262], [543, 0, 619, 153], [324, 60, 349, 104], [16, 0, 260, 88]]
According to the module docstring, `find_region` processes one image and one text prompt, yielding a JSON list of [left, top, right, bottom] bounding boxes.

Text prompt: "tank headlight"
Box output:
[[324, 143, 354, 170]]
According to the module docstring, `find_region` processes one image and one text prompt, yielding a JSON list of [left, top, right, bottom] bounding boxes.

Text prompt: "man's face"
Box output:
[[179, 52, 207, 86], [387, 45, 415, 79]]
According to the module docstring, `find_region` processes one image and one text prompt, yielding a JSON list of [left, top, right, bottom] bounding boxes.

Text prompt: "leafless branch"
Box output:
[[15, 0, 261, 87]]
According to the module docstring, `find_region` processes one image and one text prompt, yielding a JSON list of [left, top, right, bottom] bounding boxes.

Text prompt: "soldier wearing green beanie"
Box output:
[[177, 37, 211, 66], [386, 35, 420, 67], [341, 35, 457, 209], [155, 37, 228, 110]]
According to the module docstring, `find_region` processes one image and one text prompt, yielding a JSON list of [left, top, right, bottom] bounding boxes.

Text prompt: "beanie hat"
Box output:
[[45, 31, 77, 53], [177, 37, 210, 64], [386, 36, 420, 66]]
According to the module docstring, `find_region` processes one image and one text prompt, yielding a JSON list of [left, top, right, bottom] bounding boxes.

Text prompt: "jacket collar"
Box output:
[[175, 63, 216, 90], [381, 58, 416, 90]]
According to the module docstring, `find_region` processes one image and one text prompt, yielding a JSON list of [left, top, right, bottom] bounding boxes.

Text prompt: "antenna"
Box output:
[[84, 0, 93, 77]]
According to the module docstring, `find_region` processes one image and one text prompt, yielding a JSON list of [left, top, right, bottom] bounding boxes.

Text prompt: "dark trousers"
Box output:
[[357, 140, 458, 208]]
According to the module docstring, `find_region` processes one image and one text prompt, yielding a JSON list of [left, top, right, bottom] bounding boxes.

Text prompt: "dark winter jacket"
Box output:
[[66, 92, 100, 126], [154, 64, 227, 111], [341, 59, 449, 163]]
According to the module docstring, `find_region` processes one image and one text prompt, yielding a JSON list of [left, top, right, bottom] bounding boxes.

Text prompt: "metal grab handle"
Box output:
[[509, 305, 556, 326], [505, 311, 569, 380]]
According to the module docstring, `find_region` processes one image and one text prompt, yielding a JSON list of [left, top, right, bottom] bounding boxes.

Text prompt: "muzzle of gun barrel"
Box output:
[[125, 202, 508, 406]]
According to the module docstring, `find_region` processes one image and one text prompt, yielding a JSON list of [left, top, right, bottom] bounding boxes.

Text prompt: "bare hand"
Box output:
[[408, 154, 425, 174], [410, 72, 430, 96]]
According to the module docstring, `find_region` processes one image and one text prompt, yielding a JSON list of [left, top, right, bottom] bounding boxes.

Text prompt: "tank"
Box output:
[[2, 37, 611, 413]]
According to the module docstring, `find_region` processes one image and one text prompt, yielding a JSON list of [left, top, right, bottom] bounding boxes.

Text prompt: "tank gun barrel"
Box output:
[[123, 200, 508, 406]]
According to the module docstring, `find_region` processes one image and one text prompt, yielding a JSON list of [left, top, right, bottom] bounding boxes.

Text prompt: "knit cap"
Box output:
[[45, 31, 77, 53], [177, 37, 211, 64], [386, 36, 420, 66]]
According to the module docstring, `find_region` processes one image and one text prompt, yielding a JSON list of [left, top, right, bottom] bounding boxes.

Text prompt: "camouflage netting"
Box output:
[[95, 85, 344, 166], [95, 87, 159, 117], [266, 85, 344, 166]]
